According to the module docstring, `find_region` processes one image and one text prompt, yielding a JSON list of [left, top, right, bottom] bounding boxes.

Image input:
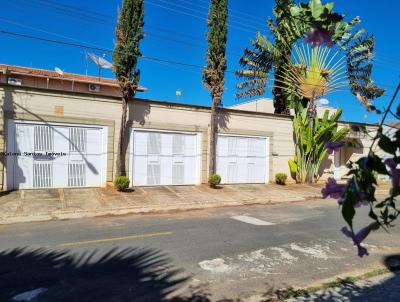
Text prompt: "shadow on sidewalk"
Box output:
[[279, 254, 400, 302], [0, 247, 226, 302]]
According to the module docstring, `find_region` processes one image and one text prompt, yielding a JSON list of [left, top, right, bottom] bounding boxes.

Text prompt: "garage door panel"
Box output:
[[217, 135, 269, 184], [184, 135, 197, 156], [86, 129, 102, 154], [132, 130, 200, 186], [184, 157, 197, 184], [8, 121, 107, 190], [134, 131, 148, 155], [14, 124, 34, 189], [133, 155, 147, 186], [236, 137, 247, 157], [217, 136, 228, 157], [148, 132, 162, 155], [147, 162, 161, 185]]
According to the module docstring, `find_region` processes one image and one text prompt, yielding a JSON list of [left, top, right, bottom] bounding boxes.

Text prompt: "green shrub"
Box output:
[[275, 173, 287, 185], [114, 176, 130, 192], [208, 173, 221, 188], [288, 159, 297, 181]]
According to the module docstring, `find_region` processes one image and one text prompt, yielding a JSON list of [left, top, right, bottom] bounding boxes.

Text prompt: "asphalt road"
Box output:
[[0, 199, 399, 301]]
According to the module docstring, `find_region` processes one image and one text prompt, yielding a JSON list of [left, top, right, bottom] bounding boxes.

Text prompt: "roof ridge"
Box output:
[[0, 63, 146, 90]]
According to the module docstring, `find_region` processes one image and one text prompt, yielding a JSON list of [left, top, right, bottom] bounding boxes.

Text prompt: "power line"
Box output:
[[196, 0, 267, 23], [169, 0, 267, 27], [0, 29, 397, 95], [5, 0, 252, 51], [147, 0, 264, 32], [145, 1, 255, 34], [7, 0, 400, 68], [0, 29, 111, 53], [0, 18, 98, 47], [7, 0, 399, 69], [11, 0, 259, 35], [3, 15, 394, 75], [0, 17, 244, 56], [0, 29, 231, 74]]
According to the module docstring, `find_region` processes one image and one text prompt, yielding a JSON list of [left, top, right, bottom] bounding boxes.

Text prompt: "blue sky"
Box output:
[[0, 0, 398, 124]]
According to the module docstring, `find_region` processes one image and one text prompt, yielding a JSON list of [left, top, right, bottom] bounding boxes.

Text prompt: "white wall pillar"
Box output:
[[334, 150, 341, 180]]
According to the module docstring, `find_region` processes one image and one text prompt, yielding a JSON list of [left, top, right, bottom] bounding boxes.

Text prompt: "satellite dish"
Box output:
[[87, 53, 114, 80], [87, 53, 113, 69], [318, 98, 330, 106], [54, 67, 64, 76]]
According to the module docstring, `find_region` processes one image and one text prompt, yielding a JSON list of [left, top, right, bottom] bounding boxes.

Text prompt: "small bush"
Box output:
[[208, 173, 221, 188], [275, 173, 287, 185], [114, 176, 130, 192]]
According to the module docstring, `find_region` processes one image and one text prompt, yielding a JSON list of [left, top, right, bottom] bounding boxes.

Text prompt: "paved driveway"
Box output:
[[0, 184, 324, 224], [0, 183, 389, 225]]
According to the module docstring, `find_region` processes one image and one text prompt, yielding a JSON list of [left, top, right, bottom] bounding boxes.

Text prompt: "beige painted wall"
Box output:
[[0, 86, 379, 189], [338, 124, 377, 178]]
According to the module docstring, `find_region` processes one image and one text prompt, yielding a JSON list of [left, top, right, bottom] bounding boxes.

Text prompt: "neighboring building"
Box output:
[[228, 98, 338, 118], [377, 123, 400, 181], [0, 64, 378, 190], [383, 122, 399, 139]]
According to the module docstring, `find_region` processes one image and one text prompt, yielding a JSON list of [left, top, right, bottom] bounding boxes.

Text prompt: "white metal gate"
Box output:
[[217, 134, 269, 184], [131, 130, 201, 186], [6, 121, 108, 190]]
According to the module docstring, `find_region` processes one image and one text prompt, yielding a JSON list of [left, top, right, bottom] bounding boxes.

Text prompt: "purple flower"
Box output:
[[322, 178, 345, 202], [341, 223, 379, 257], [385, 158, 397, 169], [325, 141, 345, 155], [304, 28, 334, 48], [384, 158, 400, 190]]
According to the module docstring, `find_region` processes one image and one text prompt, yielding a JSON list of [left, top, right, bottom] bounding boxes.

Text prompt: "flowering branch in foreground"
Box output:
[[322, 120, 400, 256]]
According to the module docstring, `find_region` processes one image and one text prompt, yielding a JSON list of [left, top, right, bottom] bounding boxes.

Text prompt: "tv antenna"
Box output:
[[82, 51, 89, 76], [87, 52, 113, 80], [54, 67, 64, 76]]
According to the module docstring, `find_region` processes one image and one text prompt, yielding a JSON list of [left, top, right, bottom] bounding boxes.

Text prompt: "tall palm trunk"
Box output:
[[113, 0, 144, 182], [306, 95, 316, 183], [209, 97, 219, 174], [116, 96, 128, 177], [203, 0, 228, 181]]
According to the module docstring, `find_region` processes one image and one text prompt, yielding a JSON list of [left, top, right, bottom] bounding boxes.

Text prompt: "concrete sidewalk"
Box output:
[[0, 183, 390, 225]]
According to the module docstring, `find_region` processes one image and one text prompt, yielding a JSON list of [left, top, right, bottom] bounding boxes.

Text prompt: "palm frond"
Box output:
[[346, 34, 385, 110], [235, 33, 278, 99], [276, 44, 348, 100]]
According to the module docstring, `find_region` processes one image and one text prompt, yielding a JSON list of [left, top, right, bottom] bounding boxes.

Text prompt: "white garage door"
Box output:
[[6, 121, 108, 190], [131, 130, 201, 186], [217, 134, 269, 184]]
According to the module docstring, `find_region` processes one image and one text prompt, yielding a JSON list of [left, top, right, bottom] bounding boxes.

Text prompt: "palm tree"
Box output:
[[236, 0, 384, 184], [113, 0, 144, 177], [203, 0, 228, 179], [236, 0, 377, 114], [236, 0, 301, 114], [280, 37, 384, 183], [276, 35, 384, 133], [277, 44, 348, 132]]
